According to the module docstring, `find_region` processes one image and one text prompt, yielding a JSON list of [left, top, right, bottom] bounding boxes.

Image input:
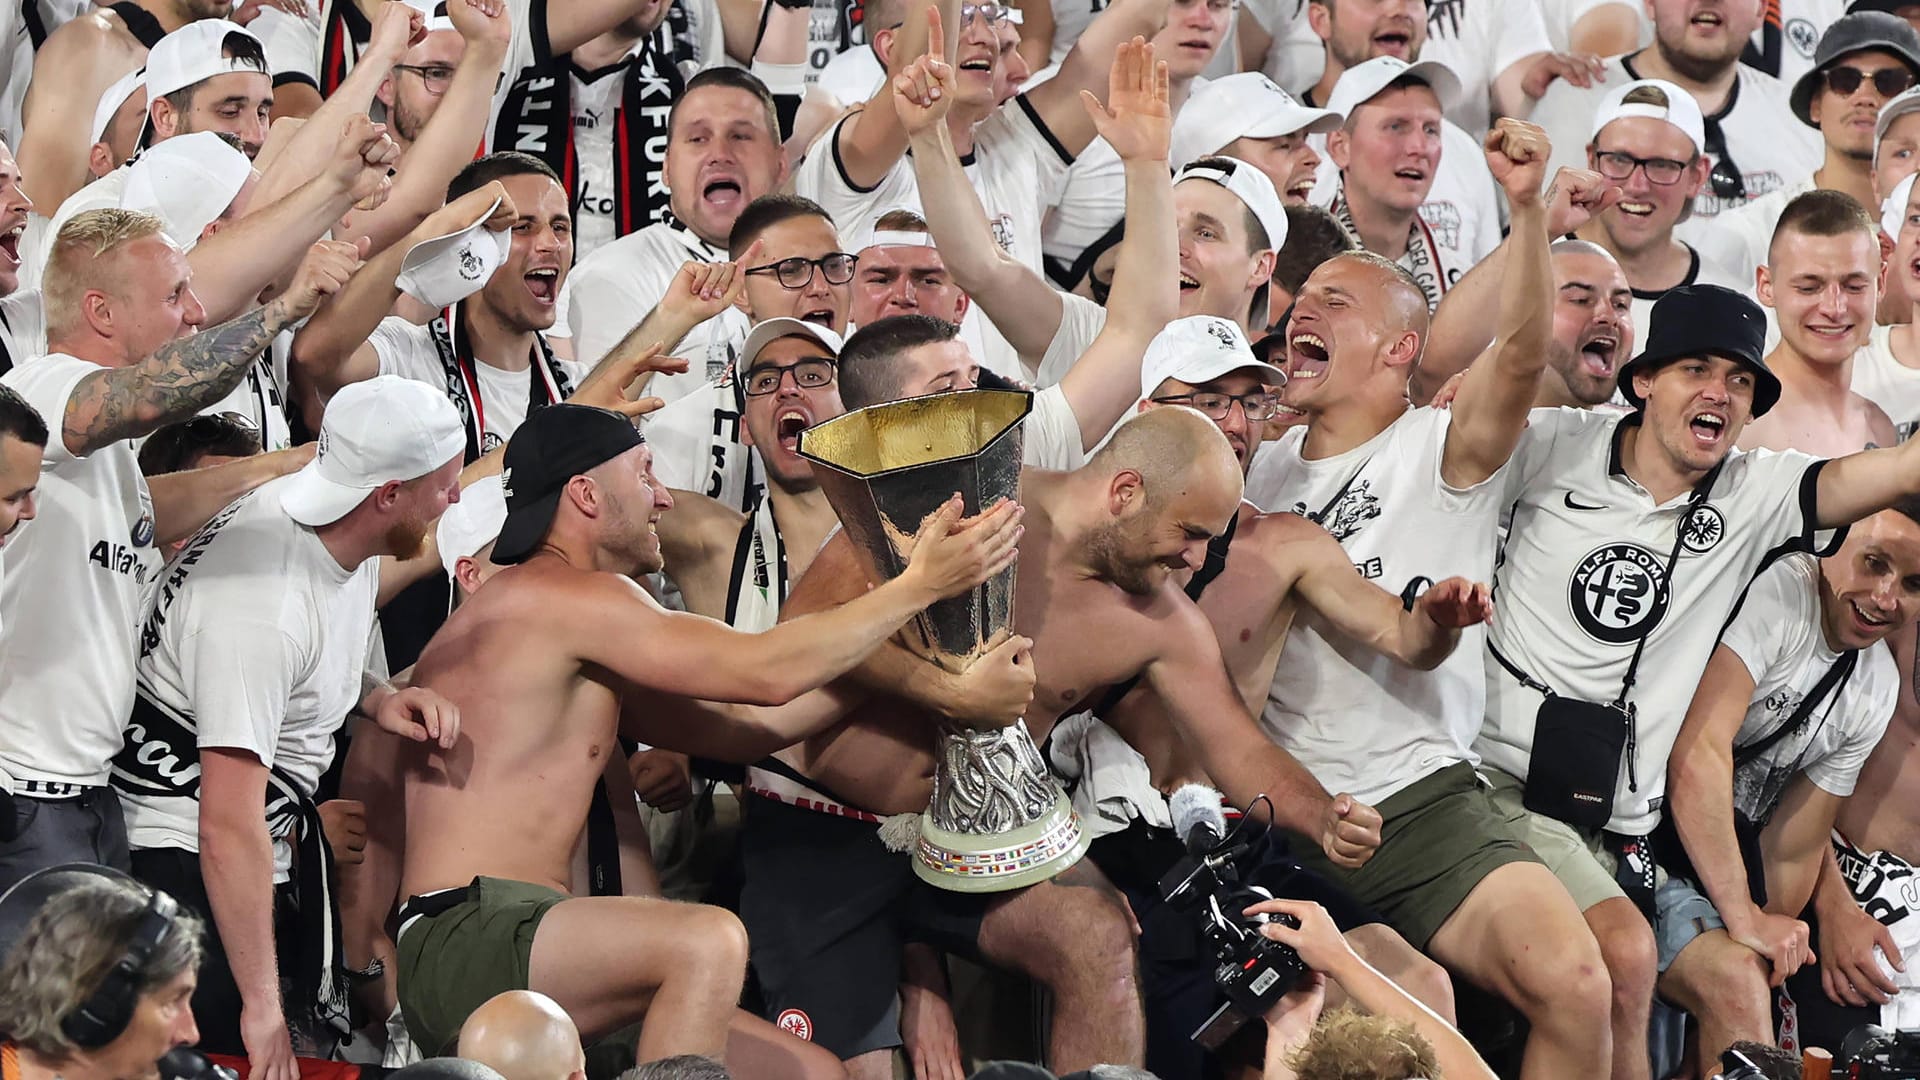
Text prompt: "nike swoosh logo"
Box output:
[[1564, 493, 1607, 511]]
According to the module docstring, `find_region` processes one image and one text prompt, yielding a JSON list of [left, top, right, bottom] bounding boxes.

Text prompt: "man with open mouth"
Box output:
[[0, 139, 42, 377], [1741, 189, 1899, 456]]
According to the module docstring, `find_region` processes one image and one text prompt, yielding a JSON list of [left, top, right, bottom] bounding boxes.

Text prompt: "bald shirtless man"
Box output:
[[759, 394, 1385, 1076], [393, 401, 1021, 1070], [458, 991, 587, 1080]]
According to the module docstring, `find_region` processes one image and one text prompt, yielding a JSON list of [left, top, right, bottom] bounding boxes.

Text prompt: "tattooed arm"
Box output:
[[58, 241, 363, 459]]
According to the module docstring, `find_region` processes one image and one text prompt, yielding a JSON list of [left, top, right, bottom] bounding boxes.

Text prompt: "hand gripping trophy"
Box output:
[[799, 388, 1089, 892]]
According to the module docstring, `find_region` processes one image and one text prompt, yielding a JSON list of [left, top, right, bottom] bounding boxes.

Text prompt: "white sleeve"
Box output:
[[1716, 560, 1809, 688], [252, 6, 322, 88], [1491, 0, 1553, 78], [1022, 384, 1086, 471], [567, 253, 655, 368], [1, 353, 96, 464], [988, 94, 1076, 203], [367, 318, 440, 385], [181, 620, 305, 768], [1747, 448, 1837, 555], [791, 114, 920, 236], [1035, 293, 1108, 387], [1804, 647, 1897, 798]]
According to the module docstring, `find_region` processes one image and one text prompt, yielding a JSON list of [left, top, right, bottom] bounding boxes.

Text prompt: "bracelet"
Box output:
[[771, 0, 812, 12], [342, 957, 386, 983]]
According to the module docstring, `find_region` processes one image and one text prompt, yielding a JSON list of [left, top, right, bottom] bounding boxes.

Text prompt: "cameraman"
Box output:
[[1248, 899, 1495, 1080], [0, 869, 204, 1080]]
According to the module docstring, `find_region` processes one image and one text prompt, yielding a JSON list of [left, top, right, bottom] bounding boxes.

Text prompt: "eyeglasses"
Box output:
[[743, 358, 837, 396], [1822, 65, 1916, 99], [1701, 116, 1746, 202], [1593, 149, 1692, 186], [395, 64, 507, 95], [1151, 390, 1284, 422], [961, 2, 1012, 26], [745, 253, 859, 290]]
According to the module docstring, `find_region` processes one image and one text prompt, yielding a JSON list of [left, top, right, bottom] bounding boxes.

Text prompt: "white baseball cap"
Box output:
[[90, 68, 146, 146], [1139, 316, 1284, 402], [1588, 78, 1705, 155], [281, 375, 467, 527], [740, 317, 844, 372], [119, 132, 253, 249], [1884, 171, 1917, 239], [396, 196, 513, 309], [1171, 74, 1342, 168], [1173, 156, 1289, 255], [1325, 57, 1463, 122], [144, 20, 265, 101], [437, 473, 507, 577], [1879, 85, 1920, 143]]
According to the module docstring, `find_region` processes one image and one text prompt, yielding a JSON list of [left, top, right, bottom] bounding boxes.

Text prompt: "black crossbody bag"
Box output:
[[1499, 465, 1723, 831]]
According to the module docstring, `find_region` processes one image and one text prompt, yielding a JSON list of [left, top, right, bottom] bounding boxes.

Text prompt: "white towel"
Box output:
[[1047, 711, 1170, 840]]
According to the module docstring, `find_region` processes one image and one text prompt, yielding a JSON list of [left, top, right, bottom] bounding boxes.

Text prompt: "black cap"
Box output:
[[1616, 284, 1780, 417], [1790, 11, 1920, 125], [1850, 0, 1920, 15], [492, 404, 645, 565]]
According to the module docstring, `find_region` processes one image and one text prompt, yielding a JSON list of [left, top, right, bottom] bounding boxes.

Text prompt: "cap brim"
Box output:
[[1406, 61, 1464, 111], [279, 461, 372, 527], [491, 489, 563, 565]]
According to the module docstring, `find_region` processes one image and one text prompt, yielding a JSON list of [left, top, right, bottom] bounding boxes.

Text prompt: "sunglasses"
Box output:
[[1701, 115, 1745, 203], [1822, 65, 1916, 99]]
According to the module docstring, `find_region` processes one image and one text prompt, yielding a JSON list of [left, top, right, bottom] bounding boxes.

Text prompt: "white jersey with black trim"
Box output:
[[0, 353, 163, 786], [1719, 552, 1896, 823], [117, 476, 380, 879], [1477, 407, 1836, 835], [1854, 325, 1920, 444], [1242, 407, 1508, 805]]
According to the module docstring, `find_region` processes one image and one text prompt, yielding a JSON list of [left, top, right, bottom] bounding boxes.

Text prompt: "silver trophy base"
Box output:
[[911, 722, 1091, 893]]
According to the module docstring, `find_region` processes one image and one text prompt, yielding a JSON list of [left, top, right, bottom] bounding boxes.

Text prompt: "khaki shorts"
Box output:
[[1481, 768, 1666, 911], [395, 876, 570, 1056], [1289, 762, 1542, 949]]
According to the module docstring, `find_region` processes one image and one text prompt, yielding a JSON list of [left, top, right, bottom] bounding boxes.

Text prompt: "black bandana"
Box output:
[[106, 1, 165, 46], [427, 303, 574, 462], [494, 7, 694, 240]]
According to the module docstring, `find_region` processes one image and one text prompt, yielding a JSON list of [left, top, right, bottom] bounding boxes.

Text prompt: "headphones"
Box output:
[[60, 888, 180, 1050]]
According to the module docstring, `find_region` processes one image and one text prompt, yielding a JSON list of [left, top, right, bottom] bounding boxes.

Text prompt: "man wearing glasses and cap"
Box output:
[[1532, 0, 1823, 236], [1696, 10, 1920, 284]]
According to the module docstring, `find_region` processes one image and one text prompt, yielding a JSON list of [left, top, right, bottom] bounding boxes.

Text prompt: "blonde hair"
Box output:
[[43, 208, 169, 340], [1287, 1008, 1443, 1080]]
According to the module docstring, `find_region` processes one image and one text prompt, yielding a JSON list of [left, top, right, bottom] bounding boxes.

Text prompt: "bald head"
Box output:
[[1092, 405, 1244, 512], [456, 992, 586, 1080]]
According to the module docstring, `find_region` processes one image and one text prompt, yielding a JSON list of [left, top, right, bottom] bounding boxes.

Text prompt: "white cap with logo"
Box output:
[[396, 196, 513, 309], [437, 473, 507, 577], [1325, 56, 1463, 121], [1138, 316, 1284, 402], [1170, 74, 1343, 169], [144, 20, 264, 101], [1588, 78, 1705, 155], [1172, 156, 1289, 255], [280, 375, 467, 527], [120, 132, 254, 249]]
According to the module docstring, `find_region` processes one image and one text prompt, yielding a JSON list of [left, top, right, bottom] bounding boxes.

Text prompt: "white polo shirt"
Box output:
[[0, 353, 163, 786], [1721, 552, 1896, 823], [1477, 407, 1834, 834], [1243, 407, 1508, 805], [560, 219, 751, 403], [116, 476, 380, 879], [1853, 325, 1920, 443]]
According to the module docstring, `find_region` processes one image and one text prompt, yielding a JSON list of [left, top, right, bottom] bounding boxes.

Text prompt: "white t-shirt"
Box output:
[[1477, 407, 1832, 834], [815, 41, 883, 108], [1037, 290, 1110, 388], [367, 317, 588, 450], [1532, 56, 1822, 238], [1628, 245, 1750, 359], [1242, 407, 1507, 804], [0, 289, 47, 374], [0, 353, 163, 786], [1041, 76, 1208, 274], [0, 2, 28, 149], [117, 477, 379, 878], [1853, 325, 1920, 443], [1419, 0, 1554, 138], [1689, 175, 1814, 290], [560, 220, 749, 402], [1043, 0, 1103, 67], [1721, 552, 1896, 822], [26, 166, 130, 292], [1536, 0, 1644, 53], [1310, 118, 1503, 297]]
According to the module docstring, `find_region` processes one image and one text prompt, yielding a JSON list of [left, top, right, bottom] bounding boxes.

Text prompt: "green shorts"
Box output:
[[395, 876, 570, 1055], [1481, 768, 1660, 912], [1289, 762, 1543, 949]]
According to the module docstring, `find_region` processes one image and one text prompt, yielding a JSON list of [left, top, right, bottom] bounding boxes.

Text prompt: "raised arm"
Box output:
[[1668, 643, 1814, 985], [1057, 39, 1176, 450], [1144, 596, 1381, 867], [838, 0, 957, 189], [578, 239, 761, 380], [148, 446, 312, 544], [898, 41, 1064, 359], [1440, 120, 1556, 488], [1019, 0, 1172, 156], [61, 242, 360, 458], [339, 0, 514, 256], [1816, 439, 1920, 528]]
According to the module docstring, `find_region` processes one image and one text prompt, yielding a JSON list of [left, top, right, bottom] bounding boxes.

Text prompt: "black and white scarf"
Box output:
[[1329, 190, 1452, 311], [428, 302, 574, 462], [316, 0, 372, 96]]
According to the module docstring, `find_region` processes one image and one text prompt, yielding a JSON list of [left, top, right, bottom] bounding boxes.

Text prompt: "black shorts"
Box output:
[[738, 794, 992, 1060], [1086, 820, 1384, 1080]]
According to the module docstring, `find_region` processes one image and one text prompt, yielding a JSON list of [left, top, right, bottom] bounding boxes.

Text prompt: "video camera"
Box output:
[[1157, 786, 1310, 1049], [1841, 1025, 1920, 1080]]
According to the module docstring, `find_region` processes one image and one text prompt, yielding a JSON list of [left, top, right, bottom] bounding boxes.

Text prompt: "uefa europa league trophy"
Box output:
[[798, 388, 1089, 893]]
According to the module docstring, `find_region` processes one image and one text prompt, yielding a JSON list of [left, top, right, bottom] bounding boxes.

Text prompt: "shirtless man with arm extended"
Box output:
[[759, 395, 1383, 1076], [392, 402, 1021, 1070]]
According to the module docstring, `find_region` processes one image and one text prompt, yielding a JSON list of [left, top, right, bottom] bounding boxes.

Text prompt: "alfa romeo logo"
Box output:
[[1569, 542, 1669, 645]]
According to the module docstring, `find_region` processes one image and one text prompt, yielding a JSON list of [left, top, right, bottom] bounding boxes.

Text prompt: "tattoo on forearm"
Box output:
[[67, 308, 277, 450]]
